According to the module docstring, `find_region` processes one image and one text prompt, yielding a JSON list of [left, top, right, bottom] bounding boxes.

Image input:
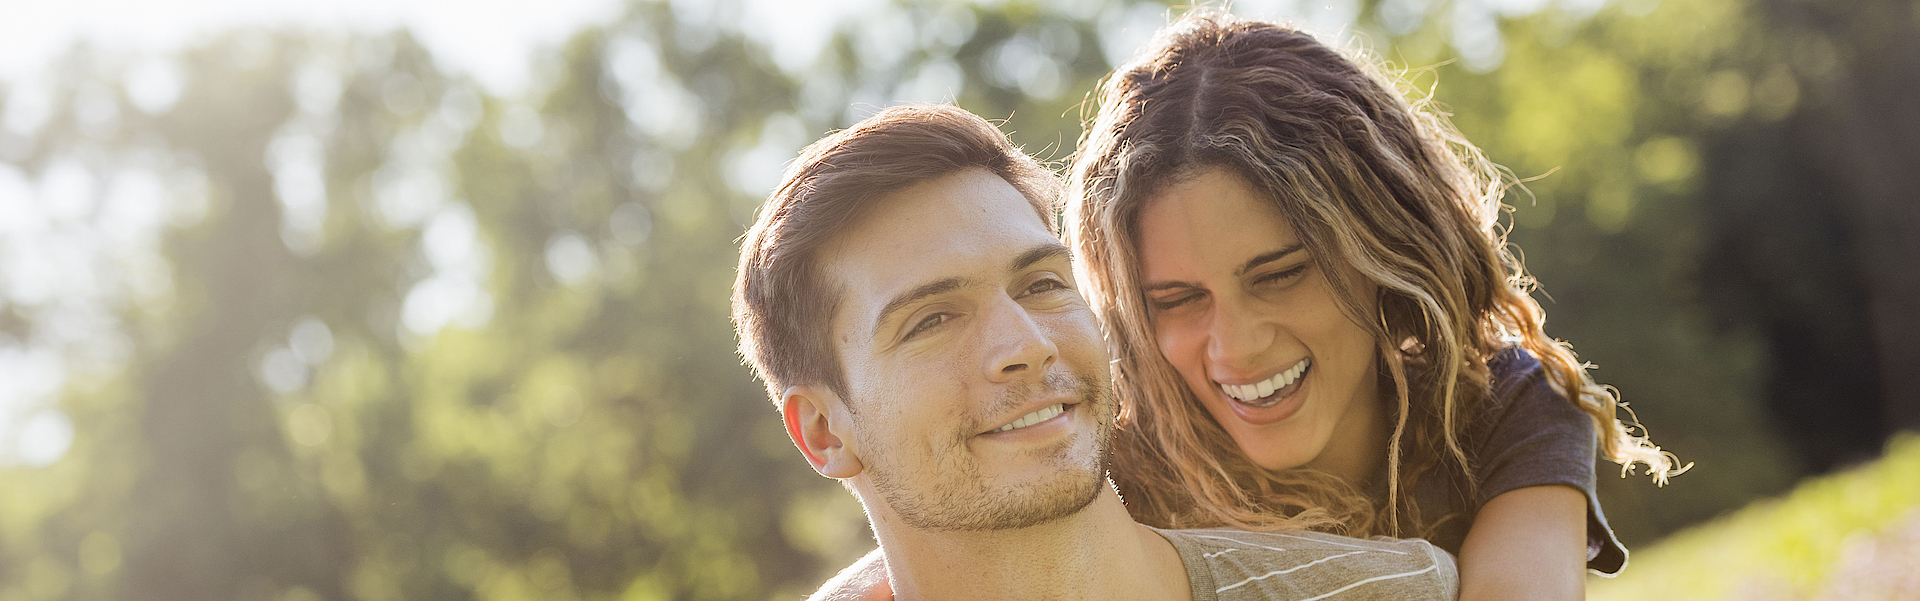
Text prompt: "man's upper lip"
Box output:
[[979, 394, 1078, 434]]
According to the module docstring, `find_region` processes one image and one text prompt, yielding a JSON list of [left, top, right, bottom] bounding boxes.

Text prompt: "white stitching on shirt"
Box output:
[[1294, 565, 1440, 601], [1215, 550, 1372, 593]]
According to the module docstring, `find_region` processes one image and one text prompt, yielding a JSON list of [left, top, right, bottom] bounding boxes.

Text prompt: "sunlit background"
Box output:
[[1, 0, 1916, 599]]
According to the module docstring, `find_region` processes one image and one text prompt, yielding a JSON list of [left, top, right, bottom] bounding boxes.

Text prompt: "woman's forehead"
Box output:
[[1136, 169, 1301, 279]]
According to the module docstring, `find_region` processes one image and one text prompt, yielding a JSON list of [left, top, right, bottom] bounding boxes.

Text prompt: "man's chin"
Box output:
[[960, 467, 1107, 532], [868, 459, 1109, 533]]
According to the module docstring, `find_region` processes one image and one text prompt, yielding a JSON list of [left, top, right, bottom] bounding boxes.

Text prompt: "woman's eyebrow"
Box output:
[[1234, 244, 1304, 277], [1142, 244, 1304, 292]]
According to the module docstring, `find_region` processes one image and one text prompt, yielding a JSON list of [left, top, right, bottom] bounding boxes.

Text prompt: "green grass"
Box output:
[[1589, 433, 1920, 600]]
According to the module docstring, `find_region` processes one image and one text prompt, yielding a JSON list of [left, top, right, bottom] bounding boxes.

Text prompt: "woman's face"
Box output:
[[1136, 167, 1383, 474]]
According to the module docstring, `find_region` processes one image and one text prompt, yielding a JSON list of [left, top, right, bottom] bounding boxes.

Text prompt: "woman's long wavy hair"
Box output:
[[1065, 12, 1685, 538]]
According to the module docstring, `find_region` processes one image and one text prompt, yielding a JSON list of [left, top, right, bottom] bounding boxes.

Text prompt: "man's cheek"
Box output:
[[1058, 327, 1107, 366]]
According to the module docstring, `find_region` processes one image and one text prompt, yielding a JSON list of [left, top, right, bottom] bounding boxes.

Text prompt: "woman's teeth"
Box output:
[[1220, 358, 1311, 406], [991, 403, 1065, 433]]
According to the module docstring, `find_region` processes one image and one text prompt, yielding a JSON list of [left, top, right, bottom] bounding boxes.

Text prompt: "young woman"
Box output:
[[810, 11, 1683, 601], [1064, 11, 1683, 598]]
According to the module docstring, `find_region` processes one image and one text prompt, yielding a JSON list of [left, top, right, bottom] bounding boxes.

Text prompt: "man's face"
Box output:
[[819, 167, 1115, 532]]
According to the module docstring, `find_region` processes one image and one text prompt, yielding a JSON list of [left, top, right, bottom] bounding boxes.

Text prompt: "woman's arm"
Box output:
[[1457, 485, 1589, 601], [806, 548, 893, 601]]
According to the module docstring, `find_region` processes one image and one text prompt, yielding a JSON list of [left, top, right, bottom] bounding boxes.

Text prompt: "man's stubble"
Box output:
[[861, 370, 1117, 532]]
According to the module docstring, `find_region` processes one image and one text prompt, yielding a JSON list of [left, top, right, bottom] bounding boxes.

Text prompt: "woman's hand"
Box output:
[[1458, 485, 1589, 601], [806, 547, 893, 601]]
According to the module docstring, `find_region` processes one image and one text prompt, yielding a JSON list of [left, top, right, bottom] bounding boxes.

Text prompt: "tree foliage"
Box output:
[[0, 0, 1912, 599]]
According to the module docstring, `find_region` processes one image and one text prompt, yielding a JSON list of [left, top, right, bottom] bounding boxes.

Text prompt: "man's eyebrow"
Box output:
[[873, 276, 968, 335], [1010, 242, 1072, 273], [869, 243, 1069, 336], [1141, 243, 1304, 293], [1234, 244, 1304, 277]]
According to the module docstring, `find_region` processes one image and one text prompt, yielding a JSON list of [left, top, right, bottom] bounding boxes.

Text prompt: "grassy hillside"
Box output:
[[1590, 434, 1920, 600]]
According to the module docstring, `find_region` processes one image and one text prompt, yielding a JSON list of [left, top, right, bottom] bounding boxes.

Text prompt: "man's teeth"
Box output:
[[1220, 358, 1312, 403], [991, 403, 1065, 433]]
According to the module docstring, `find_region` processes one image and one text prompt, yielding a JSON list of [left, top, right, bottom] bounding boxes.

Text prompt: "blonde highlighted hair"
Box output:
[[1065, 12, 1684, 537]]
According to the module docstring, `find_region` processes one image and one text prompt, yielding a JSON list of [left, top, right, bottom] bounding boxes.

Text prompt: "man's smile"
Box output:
[[990, 403, 1065, 433]]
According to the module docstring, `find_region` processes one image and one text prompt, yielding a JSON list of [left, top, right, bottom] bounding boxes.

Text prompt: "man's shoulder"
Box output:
[[1154, 528, 1459, 600], [1160, 527, 1443, 555]]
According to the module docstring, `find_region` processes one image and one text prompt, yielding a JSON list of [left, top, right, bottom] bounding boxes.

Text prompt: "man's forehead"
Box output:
[[819, 169, 1053, 329]]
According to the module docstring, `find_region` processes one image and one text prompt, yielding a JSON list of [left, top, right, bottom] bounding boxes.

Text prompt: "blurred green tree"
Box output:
[[0, 0, 1912, 599]]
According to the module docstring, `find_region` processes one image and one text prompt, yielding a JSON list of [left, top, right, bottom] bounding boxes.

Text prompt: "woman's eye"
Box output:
[[1255, 265, 1309, 286], [905, 313, 949, 340], [1150, 293, 1200, 311]]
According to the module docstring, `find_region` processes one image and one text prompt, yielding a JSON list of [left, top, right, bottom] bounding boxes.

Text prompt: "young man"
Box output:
[[732, 104, 1458, 600]]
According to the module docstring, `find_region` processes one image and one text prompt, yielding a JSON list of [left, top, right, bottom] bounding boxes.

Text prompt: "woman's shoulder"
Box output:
[[1485, 345, 1547, 402], [1465, 345, 1593, 455]]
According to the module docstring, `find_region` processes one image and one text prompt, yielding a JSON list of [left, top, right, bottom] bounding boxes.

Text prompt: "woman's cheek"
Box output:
[[1155, 320, 1210, 397], [1153, 319, 1187, 366]]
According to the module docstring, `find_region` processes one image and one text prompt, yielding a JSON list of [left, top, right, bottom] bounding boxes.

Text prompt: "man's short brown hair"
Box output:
[[733, 104, 1060, 402]]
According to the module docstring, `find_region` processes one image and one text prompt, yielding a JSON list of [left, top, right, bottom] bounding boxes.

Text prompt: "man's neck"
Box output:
[[868, 486, 1191, 601]]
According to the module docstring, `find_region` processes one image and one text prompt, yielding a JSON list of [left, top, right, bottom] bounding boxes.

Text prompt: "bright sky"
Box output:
[[0, 0, 1414, 95], [1, 0, 632, 95]]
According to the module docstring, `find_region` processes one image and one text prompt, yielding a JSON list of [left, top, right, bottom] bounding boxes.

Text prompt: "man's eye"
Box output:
[[1025, 277, 1069, 295], [905, 313, 949, 340]]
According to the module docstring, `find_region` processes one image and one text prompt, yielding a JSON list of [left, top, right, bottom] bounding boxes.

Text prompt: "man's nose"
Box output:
[[983, 296, 1059, 383]]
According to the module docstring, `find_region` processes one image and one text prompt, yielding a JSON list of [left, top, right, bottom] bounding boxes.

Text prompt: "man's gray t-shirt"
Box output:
[[1153, 527, 1458, 600]]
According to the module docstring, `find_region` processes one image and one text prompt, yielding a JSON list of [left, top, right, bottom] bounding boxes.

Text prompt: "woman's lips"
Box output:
[[1221, 367, 1310, 426], [1218, 358, 1311, 406]]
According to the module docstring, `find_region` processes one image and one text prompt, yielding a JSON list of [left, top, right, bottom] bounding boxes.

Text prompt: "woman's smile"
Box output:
[[1220, 361, 1312, 427], [1217, 356, 1312, 408]]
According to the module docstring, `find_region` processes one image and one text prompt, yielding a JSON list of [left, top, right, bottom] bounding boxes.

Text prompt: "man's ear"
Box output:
[[782, 384, 864, 479]]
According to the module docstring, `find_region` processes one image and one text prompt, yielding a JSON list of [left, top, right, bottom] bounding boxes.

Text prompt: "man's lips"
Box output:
[[987, 403, 1065, 433], [979, 396, 1080, 435]]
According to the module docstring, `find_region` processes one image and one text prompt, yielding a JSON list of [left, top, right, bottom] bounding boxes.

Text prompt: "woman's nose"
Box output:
[[1206, 296, 1276, 372]]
